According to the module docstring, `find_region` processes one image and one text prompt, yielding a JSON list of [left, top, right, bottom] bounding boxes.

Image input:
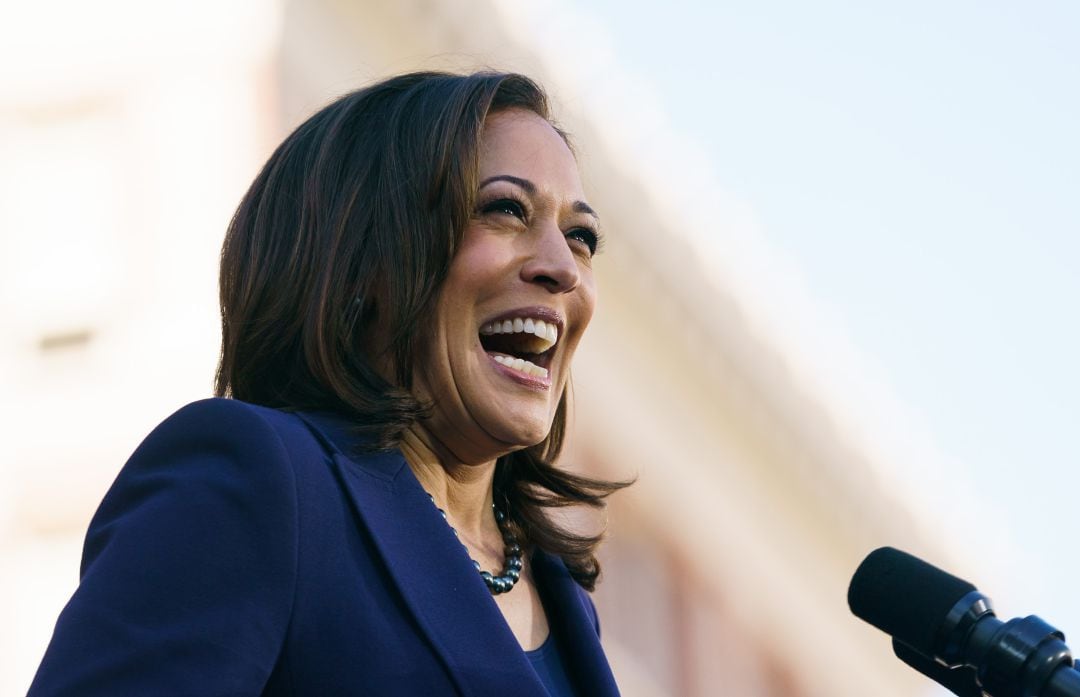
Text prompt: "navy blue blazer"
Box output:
[[29, 398, 620, 696]]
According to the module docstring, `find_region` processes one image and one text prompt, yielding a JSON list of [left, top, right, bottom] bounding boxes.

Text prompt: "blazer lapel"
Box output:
[[296, 412, 550, 697], [533, 550, 622, 697]]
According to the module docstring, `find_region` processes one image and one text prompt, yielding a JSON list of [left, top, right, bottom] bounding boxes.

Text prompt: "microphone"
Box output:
[[848, 547, 1080, 697]]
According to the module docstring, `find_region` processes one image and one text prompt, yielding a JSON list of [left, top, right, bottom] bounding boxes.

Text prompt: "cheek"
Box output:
[[572, 276, 598, 340], [449, 225, 515, 276], [407, 333, 442, 401], [583, 277, 598, 320]]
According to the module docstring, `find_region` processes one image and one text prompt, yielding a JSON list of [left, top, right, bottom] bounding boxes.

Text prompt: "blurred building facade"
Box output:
[[2, 1, 950, 694]]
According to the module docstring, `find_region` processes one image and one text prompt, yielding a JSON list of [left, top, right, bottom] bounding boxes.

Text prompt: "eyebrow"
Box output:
[[479, 174, 599, 220]]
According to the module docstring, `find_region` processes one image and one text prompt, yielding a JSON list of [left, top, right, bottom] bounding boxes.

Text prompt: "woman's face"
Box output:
[[414, 108, 600, 465]]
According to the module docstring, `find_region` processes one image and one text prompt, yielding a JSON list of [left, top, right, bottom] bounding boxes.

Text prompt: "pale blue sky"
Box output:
[[577, 0, 1080, 641]]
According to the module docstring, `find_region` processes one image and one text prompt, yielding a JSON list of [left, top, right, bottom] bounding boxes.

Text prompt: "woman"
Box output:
[[29, 71, 627, 696]]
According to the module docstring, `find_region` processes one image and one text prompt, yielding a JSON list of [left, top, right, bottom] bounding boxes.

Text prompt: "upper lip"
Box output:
[[480, 306, 564, 334]]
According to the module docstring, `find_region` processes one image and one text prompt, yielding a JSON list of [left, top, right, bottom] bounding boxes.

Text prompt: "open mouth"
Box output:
[[479, 316, 558, 379]]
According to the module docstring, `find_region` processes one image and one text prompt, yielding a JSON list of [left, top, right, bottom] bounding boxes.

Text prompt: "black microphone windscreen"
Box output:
[[848, 547, 976, 655]]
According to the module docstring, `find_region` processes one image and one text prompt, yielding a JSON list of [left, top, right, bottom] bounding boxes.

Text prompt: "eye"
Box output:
[[566, 227, 601, 257], [480, 197, 527, 221]]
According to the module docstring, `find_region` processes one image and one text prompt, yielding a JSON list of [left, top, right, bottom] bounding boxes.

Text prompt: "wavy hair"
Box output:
[[215, 71, 628, 590]]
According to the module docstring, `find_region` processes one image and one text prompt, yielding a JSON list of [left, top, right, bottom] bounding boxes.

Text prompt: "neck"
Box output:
[[399, 425, 498, 537]]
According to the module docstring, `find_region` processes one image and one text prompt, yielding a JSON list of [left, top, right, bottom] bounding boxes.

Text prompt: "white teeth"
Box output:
[[478, 315, 561, 352], [491, 353, 549, 378]]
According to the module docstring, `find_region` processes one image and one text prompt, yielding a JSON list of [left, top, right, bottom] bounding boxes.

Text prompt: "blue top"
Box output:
[[27, 399, 621, 697], [527, 632, 578, 697]]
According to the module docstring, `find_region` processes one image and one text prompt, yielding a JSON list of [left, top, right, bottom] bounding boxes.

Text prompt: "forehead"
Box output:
[[479, 109, 584, 197]]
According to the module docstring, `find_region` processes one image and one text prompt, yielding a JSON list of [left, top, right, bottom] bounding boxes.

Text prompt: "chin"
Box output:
[[487, 415, 554, 453]]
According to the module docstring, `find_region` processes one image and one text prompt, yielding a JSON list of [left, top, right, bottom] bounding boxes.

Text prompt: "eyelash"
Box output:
[[478, 196, 603, 257], [481, 197, 528, 220], [567, 227, 602, 257]]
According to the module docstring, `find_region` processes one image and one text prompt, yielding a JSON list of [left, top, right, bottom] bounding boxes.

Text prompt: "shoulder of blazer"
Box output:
[[145, 398, 400, 476], [29, 397, 306, 696], [78, 396, 307, 587]]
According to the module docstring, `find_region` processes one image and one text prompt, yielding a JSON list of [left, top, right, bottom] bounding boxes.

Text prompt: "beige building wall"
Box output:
[[3, 1, 955, 695], [1, 2, 282, 693]]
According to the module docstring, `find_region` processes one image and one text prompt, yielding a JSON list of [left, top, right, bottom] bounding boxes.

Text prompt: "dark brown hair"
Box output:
[[216, 71, 628, 590]]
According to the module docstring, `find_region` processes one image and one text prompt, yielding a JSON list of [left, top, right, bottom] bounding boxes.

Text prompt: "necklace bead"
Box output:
[[427, 494, 523, 595]]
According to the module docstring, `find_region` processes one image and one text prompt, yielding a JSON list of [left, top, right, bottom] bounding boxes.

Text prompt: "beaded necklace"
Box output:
[[427, 494, 523, 594]]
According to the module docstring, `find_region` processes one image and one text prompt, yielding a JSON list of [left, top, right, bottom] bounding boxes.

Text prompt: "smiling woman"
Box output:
[[417, 109, 598, 460], [29, 72, 629, 696]]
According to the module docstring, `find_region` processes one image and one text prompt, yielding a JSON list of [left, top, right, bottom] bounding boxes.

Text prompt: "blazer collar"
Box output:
[[532, 549, 621, 696], [296, 411, 619, 697]]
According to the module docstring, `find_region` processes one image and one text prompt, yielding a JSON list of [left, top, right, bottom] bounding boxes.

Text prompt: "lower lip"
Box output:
[[485, 352, 552, 390]]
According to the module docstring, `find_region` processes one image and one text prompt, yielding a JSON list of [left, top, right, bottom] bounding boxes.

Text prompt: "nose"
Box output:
[[521, 222, 581, 293]]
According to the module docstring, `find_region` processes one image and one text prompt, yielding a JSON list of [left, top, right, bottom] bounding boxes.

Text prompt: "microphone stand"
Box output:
[[905, 590, 1080, 697]]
